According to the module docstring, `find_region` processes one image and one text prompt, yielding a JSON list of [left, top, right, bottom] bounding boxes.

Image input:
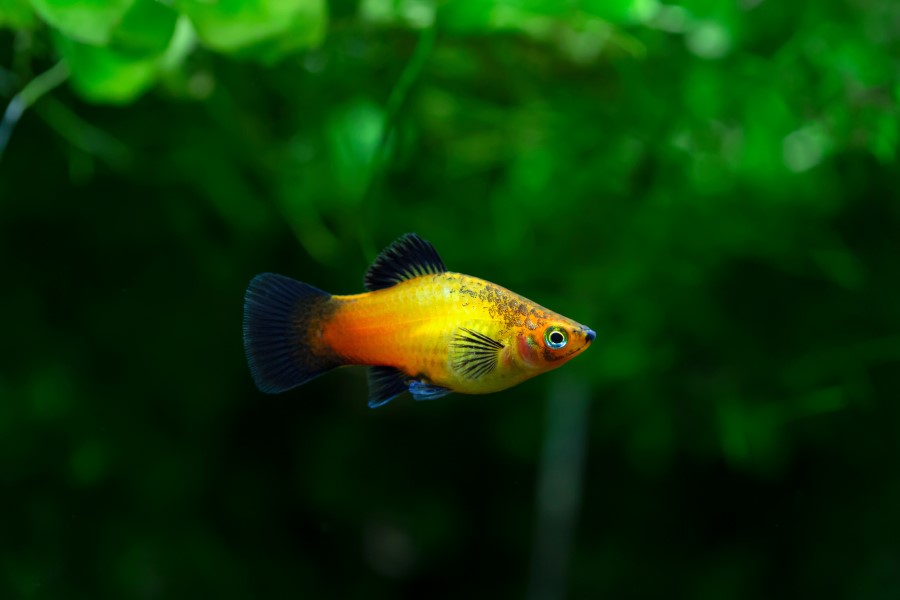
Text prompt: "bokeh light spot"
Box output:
[[783, 124, 828, 172], [686, 21, 731, 59]]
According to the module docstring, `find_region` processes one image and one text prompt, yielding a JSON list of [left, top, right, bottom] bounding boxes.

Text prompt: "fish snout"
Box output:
[[584, 328, 596, 343]]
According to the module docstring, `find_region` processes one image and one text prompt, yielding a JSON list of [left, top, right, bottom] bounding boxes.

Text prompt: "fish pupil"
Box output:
[[544, 328, 568, 349]]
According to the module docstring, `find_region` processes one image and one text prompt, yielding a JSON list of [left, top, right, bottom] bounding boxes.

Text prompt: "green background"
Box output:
[[2, 0, 899, 597]]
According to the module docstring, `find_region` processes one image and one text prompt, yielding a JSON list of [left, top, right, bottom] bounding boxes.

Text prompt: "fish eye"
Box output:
[[544, 327, 568, 349]]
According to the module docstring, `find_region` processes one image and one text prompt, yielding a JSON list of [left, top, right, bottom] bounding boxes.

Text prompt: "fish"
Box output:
[[242, 233, 595, 408]]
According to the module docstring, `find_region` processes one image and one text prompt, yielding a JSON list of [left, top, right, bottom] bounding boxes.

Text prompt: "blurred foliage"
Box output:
[[1, 0, 899, 598]]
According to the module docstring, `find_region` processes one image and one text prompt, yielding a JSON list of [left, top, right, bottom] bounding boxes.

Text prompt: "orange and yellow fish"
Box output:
[[243, 234, 595, 407]]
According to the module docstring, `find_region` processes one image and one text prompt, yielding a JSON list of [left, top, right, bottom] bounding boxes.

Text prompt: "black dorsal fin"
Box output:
[[364, 233, 447, 291]]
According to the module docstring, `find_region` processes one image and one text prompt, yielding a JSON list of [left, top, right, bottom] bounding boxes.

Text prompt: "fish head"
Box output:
[[512, 317, 595, 372]]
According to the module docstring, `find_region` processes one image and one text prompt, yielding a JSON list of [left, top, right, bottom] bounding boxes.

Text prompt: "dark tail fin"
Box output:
[[242, 273, 340, 394]]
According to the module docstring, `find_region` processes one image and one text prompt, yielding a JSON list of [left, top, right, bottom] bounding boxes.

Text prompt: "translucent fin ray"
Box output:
[[367, 366, 409, 408], [449, 327, 504, 380]]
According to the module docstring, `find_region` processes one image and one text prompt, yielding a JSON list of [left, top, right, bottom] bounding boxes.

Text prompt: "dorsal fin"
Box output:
[[364, 233, 447, 291]]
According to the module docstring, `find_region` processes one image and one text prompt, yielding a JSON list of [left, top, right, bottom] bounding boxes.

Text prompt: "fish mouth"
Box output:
[[585, 328, 596, 343]]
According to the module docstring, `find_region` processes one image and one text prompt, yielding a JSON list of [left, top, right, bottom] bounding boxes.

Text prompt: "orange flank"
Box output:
[[243, 234, 595, 408]]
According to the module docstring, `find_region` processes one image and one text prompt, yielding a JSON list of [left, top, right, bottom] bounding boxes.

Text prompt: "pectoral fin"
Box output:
[[449, 327, 504, 380]]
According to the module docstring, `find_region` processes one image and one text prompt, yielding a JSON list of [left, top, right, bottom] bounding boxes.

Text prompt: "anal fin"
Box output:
[[367, 366, 409, 408]]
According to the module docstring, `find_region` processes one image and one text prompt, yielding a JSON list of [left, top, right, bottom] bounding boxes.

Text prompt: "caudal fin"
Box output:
[[242, 273, 340, 393]]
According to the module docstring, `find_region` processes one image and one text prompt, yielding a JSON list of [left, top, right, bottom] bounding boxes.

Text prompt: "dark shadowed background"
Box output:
[[2, 0, 899, 598]]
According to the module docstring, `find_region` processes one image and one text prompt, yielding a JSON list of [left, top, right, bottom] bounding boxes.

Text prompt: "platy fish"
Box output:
[[243, 234, 595, 407]]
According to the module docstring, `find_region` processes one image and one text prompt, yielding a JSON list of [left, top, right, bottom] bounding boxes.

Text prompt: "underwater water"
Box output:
[[1, 0, 899, 597]]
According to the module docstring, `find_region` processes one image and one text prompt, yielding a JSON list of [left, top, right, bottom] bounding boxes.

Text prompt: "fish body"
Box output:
[[325, 273, 589, 394], [243, 234, 595, 407]]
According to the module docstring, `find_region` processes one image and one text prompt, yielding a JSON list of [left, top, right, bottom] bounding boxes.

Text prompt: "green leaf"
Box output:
[[55, 34, 158, 103], [29, 0, 134, 45], [112, 0, 178, 54], [437, 0, 564, 34], [0, 0, 38, 29], [228, 0, 326, 62], [327, 100, 386, 203], [869, 111, 898, 163], [437, 0, 494, 32], [176, 0, 326, 54], [580, 0, 658, 25], [159, 15, 196, 72], [359, 0, 436, 28]]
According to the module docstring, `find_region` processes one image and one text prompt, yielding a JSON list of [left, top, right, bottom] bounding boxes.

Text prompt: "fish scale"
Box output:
[[325, 274, 510, 386]]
